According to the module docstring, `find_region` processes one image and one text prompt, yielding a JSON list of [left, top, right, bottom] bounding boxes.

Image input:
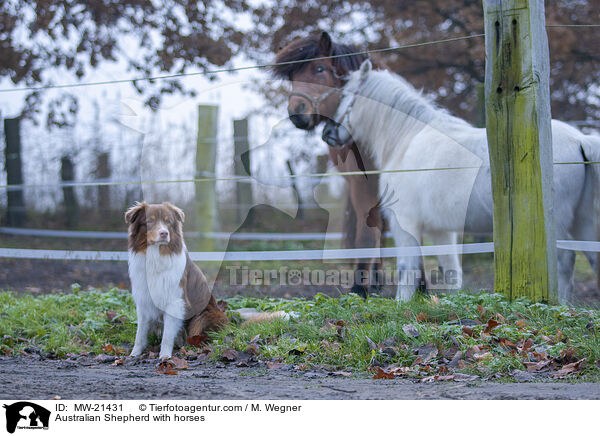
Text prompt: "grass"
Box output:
[[1, 287, 599, 380]]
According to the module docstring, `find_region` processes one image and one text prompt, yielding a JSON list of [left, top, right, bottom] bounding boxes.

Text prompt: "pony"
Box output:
[[325, 59, 600, 303], [272, 31, 389, 297]]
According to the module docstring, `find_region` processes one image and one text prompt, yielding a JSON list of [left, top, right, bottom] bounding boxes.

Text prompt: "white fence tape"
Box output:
[[1, 240, 600, 262], [0, 227, 336, 240], [0, 227, 388, 241]]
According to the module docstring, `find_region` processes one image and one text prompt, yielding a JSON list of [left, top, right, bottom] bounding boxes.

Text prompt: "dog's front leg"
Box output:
[[159, 308, 184, 360], [131, 310, 151, 357]]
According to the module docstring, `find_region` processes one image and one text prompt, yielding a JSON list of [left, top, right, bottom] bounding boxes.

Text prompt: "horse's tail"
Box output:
[[580, 135, 600, 216], [578, 135, 600, 286]]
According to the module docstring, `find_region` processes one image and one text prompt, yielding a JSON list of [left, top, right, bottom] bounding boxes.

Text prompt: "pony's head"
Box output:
[[272, 32, 374, 131], [322, 59, 373, 147]]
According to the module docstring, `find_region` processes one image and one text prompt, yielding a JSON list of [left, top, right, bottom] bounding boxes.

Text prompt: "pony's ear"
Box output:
[[359, 59, 372, 79], [164, 202, 185, 223], [319, 31, 333, 56], [125, 201, 147, 224]]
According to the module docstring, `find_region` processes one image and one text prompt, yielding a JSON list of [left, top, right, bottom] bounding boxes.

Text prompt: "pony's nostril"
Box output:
[[295, 102, 306, 114]]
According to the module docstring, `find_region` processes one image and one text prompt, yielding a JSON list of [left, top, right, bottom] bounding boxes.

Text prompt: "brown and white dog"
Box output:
[[125, 201, 227, 359]]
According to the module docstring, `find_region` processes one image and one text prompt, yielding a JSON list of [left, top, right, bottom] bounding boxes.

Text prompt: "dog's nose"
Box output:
[[159, 230, 169, 239]]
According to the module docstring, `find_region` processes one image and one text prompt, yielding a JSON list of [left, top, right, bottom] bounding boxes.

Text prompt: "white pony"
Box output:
[[327, 60, 600, 303]]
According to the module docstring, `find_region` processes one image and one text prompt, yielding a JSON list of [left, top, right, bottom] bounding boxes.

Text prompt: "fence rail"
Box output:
[[1, 240, 600, 262]]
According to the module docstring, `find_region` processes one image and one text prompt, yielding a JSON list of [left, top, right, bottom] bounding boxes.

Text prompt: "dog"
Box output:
[[125, 201, 228, 359]]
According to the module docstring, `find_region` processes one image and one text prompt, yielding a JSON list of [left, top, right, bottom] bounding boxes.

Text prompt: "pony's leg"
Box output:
[[571, 209, 598, 277], [341, 145, 383, 298], [557, 248, 575, 304], [429, 231, 463, 291], [388, 218, 423, 302]]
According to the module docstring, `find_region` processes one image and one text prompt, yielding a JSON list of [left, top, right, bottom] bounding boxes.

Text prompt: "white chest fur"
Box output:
[[128, 246, 187, 321]]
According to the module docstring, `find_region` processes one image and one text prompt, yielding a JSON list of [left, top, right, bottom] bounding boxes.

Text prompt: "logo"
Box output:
[[3, 402, 50, 434]]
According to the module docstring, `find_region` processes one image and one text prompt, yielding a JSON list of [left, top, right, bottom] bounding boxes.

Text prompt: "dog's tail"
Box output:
[[187, 297, 228, 337]]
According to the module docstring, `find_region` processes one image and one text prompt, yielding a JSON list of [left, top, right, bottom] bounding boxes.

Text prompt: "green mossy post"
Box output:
[[233, 118, 253, 223], [483, 0, 558, 302], [195, 104, 219, 251]]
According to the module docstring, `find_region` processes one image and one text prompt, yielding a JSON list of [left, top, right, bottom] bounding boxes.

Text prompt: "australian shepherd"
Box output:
[[125, 201, 227, 359]]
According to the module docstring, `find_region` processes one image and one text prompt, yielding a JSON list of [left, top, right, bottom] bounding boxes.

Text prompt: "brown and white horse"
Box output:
[[272, 32, 387, 298]]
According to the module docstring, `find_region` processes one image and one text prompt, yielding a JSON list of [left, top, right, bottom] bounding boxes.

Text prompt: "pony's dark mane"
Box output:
[[272, 33, 383, 80]]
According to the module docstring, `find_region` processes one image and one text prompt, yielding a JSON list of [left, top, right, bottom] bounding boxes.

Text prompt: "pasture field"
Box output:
[[1, 288, 599, 383]]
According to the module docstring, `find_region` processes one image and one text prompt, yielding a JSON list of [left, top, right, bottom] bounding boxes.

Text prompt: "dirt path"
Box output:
[[1, 356, 599, 400]]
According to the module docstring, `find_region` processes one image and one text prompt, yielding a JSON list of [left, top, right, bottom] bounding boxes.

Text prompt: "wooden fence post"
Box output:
[[96, 152, 110, 212], [195, 105, 219, 251], [61, 155, 79, 228], [233, 118, 253, 222], [4, 117, 26, 227], [483, 0, 558, 302]]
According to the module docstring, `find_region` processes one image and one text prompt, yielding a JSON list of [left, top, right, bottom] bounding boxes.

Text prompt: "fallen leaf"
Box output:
[[429, 295, 440, 305], [52, 395, 61, 400], [403, 324, 420, 338], [106, 311, 118, 321], [246, 344, 259, 355], [156, 360, 178, 375], [414, 344, 438, 361], [329, 371, 352, 377], [221, 349, 238, 362], [266, 361, 285, 370], [524, 358, 555, 373], [556, 358, 586, 376], [484, 318, 500, 333], [169, 356, 189, 370], [474, 352, 492, 361], [371, 366, 394, 379], [187, 334, 209, 347], [516, 319, 528, 328], [462, 326, 475, 337], [416, 312, 427, 322], [102, 343, 115, 354], [112, 358, 124, 366], [477, 305, 486, 318]]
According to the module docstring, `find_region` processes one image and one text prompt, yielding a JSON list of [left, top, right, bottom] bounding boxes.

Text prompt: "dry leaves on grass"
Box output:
[[553, 358, 586, 378]]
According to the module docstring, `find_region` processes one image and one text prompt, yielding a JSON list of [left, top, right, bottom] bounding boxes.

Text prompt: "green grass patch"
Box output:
[[1, 288, 599, 380]]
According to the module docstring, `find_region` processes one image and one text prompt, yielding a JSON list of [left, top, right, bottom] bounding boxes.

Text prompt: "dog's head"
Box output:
[[125, 201, 185, 254]]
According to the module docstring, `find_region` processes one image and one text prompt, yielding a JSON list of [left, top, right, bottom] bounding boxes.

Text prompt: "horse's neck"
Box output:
[[349, 92, 439, 168]]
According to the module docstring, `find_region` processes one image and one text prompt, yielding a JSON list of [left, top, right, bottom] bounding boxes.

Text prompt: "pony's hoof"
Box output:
[[350, 284, 369, 299]]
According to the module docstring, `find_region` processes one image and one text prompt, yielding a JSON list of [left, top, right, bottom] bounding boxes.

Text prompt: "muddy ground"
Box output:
[[1, 355, 600, 400]]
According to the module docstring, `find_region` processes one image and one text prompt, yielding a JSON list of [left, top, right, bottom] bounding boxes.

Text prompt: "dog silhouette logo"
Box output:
[[3, 402, 50, 433]]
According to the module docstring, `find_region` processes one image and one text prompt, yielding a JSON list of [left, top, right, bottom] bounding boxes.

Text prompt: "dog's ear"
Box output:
[[125, 201, 147, 224], [164, 202, 185, 223]]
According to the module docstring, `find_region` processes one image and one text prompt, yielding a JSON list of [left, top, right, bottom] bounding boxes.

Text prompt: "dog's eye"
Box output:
[[146, 218, 154, 224], [164, 217, 170, 222], [314, 66, 325, 74]]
